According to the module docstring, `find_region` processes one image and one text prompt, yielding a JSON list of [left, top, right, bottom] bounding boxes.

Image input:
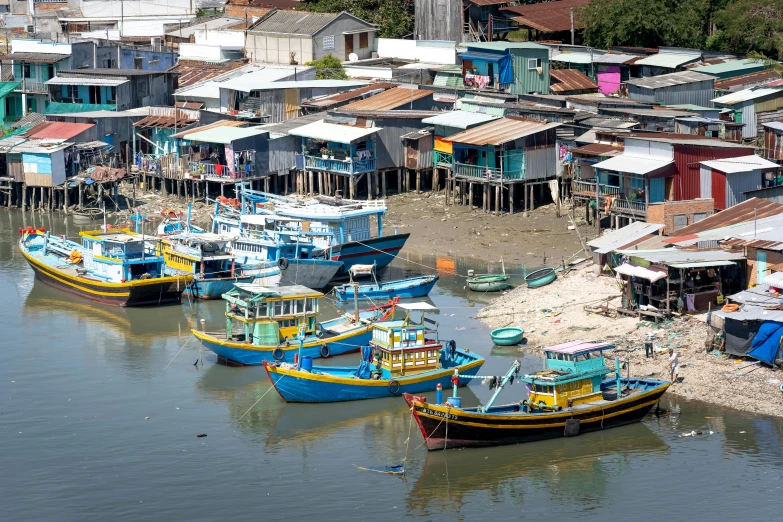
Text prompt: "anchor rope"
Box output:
[[238, 373, 286, 421], [163, 333, 194, 371]]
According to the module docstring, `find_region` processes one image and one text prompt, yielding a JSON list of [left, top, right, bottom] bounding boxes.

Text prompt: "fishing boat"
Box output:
[[264, 303, 484, 402], [19, 226, 191, 306], [490, 327, 524, 346], [212, 187, 409, 278], [192, 283, 397, 365], [404, 340, 670, 450], [333, 264, 438, 301], [160, 233, 254, 300], [71, 208, 104, 224], [525, 267, 557, 289], [466, 259, 510, 292]]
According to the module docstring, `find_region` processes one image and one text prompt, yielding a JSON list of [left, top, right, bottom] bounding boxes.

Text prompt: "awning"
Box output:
[[461, 51, 506, 63], [592, 154, 674, 176], [614, 263, 668, 282], [763, 272, 783, 287], [289, 119, 380, 144], [669, 261, 737, 269]]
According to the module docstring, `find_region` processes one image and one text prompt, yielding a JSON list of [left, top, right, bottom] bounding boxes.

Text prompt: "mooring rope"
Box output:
[[163, 333, 194, 371], [238, 373, 285, 421]]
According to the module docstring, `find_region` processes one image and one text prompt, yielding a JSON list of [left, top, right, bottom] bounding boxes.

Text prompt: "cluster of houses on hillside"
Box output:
[[2, 0, 783, 231]]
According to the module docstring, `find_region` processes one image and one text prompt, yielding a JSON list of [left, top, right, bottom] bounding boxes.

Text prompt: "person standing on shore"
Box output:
[[668, 348, 679, 384]]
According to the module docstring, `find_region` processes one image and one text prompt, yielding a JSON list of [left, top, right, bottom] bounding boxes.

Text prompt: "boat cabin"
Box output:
[[160, 233, 238, 279], [79, 228, 165, 282], [523, 340, 613, 409], [222, 283, 323, 344], [370, 321, 441, 377]]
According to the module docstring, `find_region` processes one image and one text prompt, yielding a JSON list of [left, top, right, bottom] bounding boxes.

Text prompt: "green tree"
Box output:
[[302, 0, 414, 38], [305, 54, 349, 79], [713, 0, 783, 59]]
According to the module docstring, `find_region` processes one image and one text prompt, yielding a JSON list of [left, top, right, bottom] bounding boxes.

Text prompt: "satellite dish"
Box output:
[[348, 53, 359, 63]]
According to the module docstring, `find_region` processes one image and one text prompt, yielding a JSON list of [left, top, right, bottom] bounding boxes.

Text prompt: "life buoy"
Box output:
[[278, 257, 289, 270], [320, 345, 330, 358], [722, 303, 739, 313], [272, 347, 285, 361], [388, 379, 401, 394]]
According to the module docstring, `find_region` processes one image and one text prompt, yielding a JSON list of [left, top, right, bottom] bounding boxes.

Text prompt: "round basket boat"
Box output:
[[71, 208, 104, 224], [490, 327, 524, 346], [524, 267, 557, 289]]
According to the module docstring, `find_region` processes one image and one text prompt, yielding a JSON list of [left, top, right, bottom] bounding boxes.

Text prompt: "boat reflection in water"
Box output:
[[407, 422, 670, 515]]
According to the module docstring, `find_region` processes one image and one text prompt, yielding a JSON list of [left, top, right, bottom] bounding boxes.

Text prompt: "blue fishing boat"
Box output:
[[211, 187, 409, 278], [160, 233, 254, 300], [264, 303, 484, 402], [333, 266, 438, 301], [19, 226, 191, 306], [192, 283, 397, 365], [405, 340, 670, 450]]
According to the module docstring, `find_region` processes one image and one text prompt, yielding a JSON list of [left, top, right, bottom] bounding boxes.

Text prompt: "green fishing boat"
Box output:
[[466, 258, 510, 292], [490, 327, 524, 346], [525, 267, 557, 289]]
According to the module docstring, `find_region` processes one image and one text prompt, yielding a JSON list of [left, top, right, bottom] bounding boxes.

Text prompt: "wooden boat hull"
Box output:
[[525, 268, 557, 289], [334, 275, 438, 301], [263, 351, 484, 402], [404, 378, 669, 450], [490, 327, 524, 346], [326, 233, 411, 278], [21, 248, 191, 307], [184, 275, 255, 300]]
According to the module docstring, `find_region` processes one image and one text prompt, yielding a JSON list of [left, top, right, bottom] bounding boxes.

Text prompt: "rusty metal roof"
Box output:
[[503, 0, 590, 33], [668, 198, 783, 237], [168, 60, 247, 88], [302, 82, 394, 109], [24, 122, 94, 140], [340, 87, 432, 111], [466, 0, 513, 6], [134, 113, 199, 129], [714, 69, 780, 91], [169, 120, 248, 139], [0, 53, 70, 63], [549, 69, 598, 93], [570, 143, 624, 157], [175, 101, 205, 110], [445, 117, 561, 146]]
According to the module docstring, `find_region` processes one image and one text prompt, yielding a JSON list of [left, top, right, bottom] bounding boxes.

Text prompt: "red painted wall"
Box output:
[[711, 168, 726, 210], [671, 144, 754, 201]]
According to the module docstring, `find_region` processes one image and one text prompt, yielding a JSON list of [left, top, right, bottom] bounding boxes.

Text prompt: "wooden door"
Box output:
[[406, 139, 419, 170], [345, 34, 354, 60]]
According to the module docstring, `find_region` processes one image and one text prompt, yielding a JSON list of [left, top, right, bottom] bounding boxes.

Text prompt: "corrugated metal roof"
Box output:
[[700, 155, 780, 174], [627, 71, 715, 89], [10, 112, 45, 129], [260, 112, 329, 137], [335, 109, 440, 119], [302, 82, 394, 108], [712, 87, 783, 105], [466, 42, 549, 51], [134, 113, 199, 129], [714, 69, 780, 90], [44, 102, 118, 115], [249, 10, 359, 36], [690, 58, 765, 75], [167, 61, 246, 88], [185, 126, 269, 144], [164, 16, 244, 38], [614, 248, 745, 264], [570, 143, 624, 157], [634, 52, 702, 68], [24, 122, 94, 140], [341, 87, 432, 111], [501, 0, 590, 33], [0, 53, 70, 63], [669, 198, 783, 236], [762, 121, 783, 131], [626, 135, 749, 148], [714, 304, 783, 323], [465, 0, 511, 5], [421, 110, 499, 129], [551, 53, 594, 65], [170, 120, 248, 139], [593, 53, 639, 64], [592, 154, 673, 175], [549, 69, 598, 93], [444, 117, 561, 146], [602, 107, 695, 118], [46, 77, 129, 87], [288, 119, 380, 144], [588, 222, 664, 254]]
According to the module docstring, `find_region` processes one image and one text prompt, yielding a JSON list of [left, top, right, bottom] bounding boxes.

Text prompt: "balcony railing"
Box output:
[[188, 162, 243, 179], [296, 154, 376, 175], [571, 179, 597, 195], [478, 19, 517, 34], [15, 81, 48, 93], [434, 150, 453, 168], [612, 198, 648, 216], [454, 162, 523, 181], [601, 185, 622, 196]]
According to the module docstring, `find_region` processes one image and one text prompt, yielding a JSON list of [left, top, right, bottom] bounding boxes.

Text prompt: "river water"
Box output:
[[2, 209, 783, 521]]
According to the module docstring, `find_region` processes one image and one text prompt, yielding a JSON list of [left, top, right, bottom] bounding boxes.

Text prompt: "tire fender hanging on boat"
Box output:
[[278, 257, 289, 270], [320, 345, 330, 358], [272, 347, 285, 361], [388, 379, 401, 394]]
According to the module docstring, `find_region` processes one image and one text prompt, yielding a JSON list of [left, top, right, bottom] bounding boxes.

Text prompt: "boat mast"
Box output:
[[481, 360, 521, 412]]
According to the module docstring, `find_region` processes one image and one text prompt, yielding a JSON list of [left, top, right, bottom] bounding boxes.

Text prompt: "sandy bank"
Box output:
[[477, 264, 783, 418]]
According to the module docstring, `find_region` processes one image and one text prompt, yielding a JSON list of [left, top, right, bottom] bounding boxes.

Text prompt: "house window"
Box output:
[[138, 79, 149, 97], [47, 64, 54, 79], [673, 214, 689, 231], [359, 32, 368, 49], [527, 58, 542, 70], [323, 35, 335, 50], [22, 63, 31, 78], [693, 213, 708, 223], [67, 84, 78, 100], [134, 56, 143, 70], [480, 6, 490, 21]]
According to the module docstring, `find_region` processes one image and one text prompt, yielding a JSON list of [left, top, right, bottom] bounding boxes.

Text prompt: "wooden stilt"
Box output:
[[433, 168, 439, 193], [482, 183, 487, 213], [509, 183, 514, 215], [495, 185, 501, 215], [468, 182, 474, 210], [416, 171, 421, 193], [381, 171, 387, 198], [367, 172, 373, 201]]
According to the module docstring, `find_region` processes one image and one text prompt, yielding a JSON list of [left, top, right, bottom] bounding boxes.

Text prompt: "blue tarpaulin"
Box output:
[[462, 51, 514, 85], [498, 54, 513, 85], [749, 321, 783, 365], [354, 345, 374, 379]]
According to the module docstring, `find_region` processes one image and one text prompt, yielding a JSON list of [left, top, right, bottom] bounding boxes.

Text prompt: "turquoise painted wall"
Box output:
[[650, 178, 666, 202]]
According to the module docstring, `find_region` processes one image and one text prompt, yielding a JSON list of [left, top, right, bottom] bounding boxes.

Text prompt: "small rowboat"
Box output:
[[71, 208, 104, 224], [490, 327, 524, 346], [525, 267, 557, 289], [466, 258, 510, 292], [334, 274, 439, 301]]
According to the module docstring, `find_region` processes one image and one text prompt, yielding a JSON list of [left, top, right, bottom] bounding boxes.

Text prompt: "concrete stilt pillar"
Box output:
[[468, 182, 474, 210], [509, 183, 514, 215], [381, 171, 387, 198]]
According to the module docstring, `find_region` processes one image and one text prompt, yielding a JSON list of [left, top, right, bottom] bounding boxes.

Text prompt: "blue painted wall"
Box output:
[[119, 49, 177, 71], [650, 177, 666, 202]]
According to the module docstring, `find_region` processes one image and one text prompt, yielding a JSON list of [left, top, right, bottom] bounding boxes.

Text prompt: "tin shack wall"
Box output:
[[672, 143, 755, 201], [764, 128, 783, 160], [628, 79, 715, 107], [509, 47, 550, 96]]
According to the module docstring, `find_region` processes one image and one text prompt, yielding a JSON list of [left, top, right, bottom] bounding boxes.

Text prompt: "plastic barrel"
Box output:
[[446, 396, 461, 408], [301, 356, 313, 372]]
